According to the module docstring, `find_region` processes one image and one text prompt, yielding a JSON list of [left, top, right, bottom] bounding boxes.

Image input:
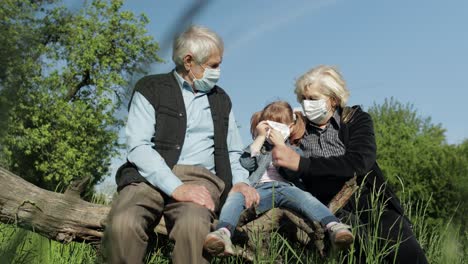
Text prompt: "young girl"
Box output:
[[203, 101, 354, 256]]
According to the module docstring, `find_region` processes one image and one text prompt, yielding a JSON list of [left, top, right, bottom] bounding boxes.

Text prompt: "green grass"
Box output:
[[0, 224, 96, 264], [0, 186, 466, 264]]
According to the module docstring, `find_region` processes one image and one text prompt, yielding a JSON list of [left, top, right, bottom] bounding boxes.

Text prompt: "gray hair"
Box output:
[[294, 65, 350, 108], [172, 25, 224, 67]]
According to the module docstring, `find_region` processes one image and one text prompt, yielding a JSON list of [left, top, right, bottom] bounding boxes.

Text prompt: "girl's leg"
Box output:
[[205, 192, 246, 256], [254, 182, 277, 215], [274, 182, 353, 249], [216, 182, 276, 233], [205, 183, 278, 256], [274, 182, 339, 226], [217, 192, 246, 233]]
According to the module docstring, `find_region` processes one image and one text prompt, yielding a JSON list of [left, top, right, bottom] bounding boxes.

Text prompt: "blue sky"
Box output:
[[98, 0, 467, 191], [122, 0, 467, 144]]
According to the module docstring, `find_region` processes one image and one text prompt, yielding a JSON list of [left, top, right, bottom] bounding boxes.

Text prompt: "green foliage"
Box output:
[[403, 195, 466, 264], [368, 98, 467, 224], [0, 0, 161, 194], [0, 0, 51, 138], [0, 224, 96, 264]]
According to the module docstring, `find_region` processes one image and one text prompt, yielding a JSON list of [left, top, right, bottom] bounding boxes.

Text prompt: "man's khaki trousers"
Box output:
[[102, 165, 225, 264]]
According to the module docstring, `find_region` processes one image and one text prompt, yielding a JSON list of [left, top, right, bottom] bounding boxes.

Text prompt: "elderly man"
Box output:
[[102, 25, 259, 264]]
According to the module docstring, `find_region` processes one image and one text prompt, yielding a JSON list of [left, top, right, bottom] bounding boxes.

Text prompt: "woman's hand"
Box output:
[[272, 144, 300, 171]]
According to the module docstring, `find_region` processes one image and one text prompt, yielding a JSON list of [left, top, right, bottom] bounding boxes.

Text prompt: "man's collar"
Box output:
[[173, 69, 193, 92]]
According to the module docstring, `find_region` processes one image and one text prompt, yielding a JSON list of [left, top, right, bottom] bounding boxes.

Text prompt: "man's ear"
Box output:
[[183, 53, 194, 71]]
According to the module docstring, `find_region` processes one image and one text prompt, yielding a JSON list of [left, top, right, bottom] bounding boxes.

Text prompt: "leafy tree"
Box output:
[[0, 0, 161, 195], [0, 0, 51, 137], [369, 98, 467, 224]]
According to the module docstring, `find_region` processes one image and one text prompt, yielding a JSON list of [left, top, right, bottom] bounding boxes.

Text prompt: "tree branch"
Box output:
[[65, 69, 91, 101]]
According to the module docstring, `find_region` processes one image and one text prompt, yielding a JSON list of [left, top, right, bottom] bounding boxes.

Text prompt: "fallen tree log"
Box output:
[[0, 166, 358, 260], [0, 167, 110, 244]]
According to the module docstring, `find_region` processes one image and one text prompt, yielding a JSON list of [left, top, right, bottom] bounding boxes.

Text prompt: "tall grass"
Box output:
[[402, 194, 466, 263], [0, 224, 96, 264], [207, 181, 467, 264], [0, 185, 466, 263]]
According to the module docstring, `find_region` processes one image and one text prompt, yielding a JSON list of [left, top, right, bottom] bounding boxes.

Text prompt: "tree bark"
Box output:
[[0, 167, 109, 244], [0, 166, 357, 259]]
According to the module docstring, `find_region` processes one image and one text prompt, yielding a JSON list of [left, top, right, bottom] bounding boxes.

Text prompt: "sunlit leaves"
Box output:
[[0, 0, 161, 196], [369, 98, 467, 224]]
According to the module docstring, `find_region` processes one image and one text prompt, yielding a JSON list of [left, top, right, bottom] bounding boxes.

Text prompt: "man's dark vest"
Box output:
[[115, 72, 233, 203]]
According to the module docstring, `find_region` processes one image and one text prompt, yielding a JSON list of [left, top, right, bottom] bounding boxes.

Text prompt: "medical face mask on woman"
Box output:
[[302, 99, 330, 124], [191, 65, 221, 92], [265, 120, 290, 144]]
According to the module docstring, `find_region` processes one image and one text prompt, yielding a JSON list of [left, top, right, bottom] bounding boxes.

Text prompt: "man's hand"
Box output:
[[172, 184, 215, 211], [230, 183, 260, 208], [271, 144, 300, 171]]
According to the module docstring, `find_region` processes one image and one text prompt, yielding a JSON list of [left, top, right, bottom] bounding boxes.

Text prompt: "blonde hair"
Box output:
[[172, 25, 224, 67], [294, 65, 350, 108], [250, 101, 305, 145]]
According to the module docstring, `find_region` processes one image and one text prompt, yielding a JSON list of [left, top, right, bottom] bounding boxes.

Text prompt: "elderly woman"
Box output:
[[272, 65, 428, 263]]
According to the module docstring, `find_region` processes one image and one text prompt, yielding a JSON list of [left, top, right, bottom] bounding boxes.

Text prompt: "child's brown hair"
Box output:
[[250, 101, 305, 145]]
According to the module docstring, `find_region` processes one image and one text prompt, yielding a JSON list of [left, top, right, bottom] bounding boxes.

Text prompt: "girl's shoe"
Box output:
[[203, 229, 235, 256], [328, 223, 354, 250]]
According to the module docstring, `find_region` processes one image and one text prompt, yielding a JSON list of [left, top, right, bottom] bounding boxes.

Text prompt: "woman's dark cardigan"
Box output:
[[297, 106, 404, 215]]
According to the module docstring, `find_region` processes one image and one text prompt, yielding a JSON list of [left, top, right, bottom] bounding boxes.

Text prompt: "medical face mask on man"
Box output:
[[265, 120, 290, 144], [302, 99, 330, 124], [191, 64, 221, 92]]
